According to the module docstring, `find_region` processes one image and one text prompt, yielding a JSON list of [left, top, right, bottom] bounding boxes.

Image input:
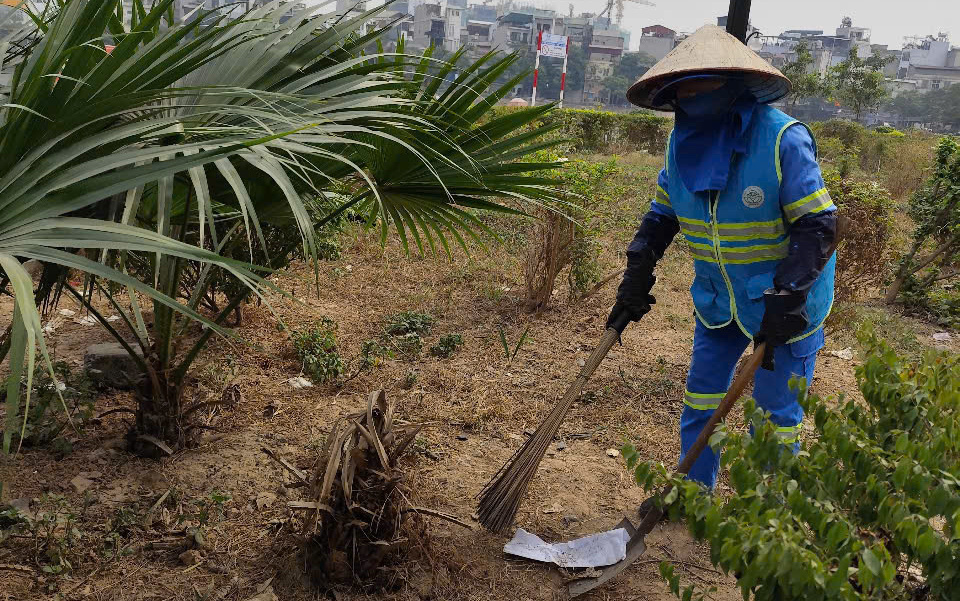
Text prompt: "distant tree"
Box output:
[[883, 86, 960, 130], [831, 47, 894, 121], [615, 51, 656, 82], [600, 51, 656, 105], [781, 41, 831, 106]]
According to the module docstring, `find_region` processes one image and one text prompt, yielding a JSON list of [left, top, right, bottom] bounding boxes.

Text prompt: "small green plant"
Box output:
[[498, 325, 531, 362], [402, 370, 418, 389], [430, 333, 463, 358], [358, 339, 392, 369], [624, 330, 960, 601], [1, 361, 95, 455], [292, 319, 345, 384], [12, 494, 86, 576], [385, 311, 434, 336], [315, 237, 342, 261], [384, 311, 434, 359]]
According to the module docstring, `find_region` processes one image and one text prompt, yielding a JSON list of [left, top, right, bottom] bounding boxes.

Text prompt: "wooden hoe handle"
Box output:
[[635, 342, 766, 536]]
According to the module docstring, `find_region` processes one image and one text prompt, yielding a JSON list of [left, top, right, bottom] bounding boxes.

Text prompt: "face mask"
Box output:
[[675, 83, 743, 119]]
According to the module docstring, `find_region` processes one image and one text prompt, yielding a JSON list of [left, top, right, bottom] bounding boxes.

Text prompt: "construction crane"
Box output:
[[595, 0, 654, 27]]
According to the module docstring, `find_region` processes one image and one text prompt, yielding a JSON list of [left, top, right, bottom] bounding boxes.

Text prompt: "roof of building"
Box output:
[[467, 19, 494, 26], [499, 11, 533, 25], [909, 65, 960, 77], [642, 24, 675, 36]]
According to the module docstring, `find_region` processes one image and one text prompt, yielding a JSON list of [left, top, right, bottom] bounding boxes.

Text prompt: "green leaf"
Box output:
[[860, 548, 881, 576]]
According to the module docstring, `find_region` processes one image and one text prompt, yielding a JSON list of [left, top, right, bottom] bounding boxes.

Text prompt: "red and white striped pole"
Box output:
[[558, 36, 570, 108], [531, 29, 543, 106]]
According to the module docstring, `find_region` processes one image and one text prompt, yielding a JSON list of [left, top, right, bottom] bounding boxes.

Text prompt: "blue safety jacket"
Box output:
[[659, 105, 836, 340]]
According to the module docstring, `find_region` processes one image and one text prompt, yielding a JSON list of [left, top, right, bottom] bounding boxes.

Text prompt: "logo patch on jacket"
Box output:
[[742, 186, 765, 208]]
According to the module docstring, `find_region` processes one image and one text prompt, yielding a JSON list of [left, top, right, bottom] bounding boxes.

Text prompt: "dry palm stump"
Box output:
[[283, 390, 469, 592]]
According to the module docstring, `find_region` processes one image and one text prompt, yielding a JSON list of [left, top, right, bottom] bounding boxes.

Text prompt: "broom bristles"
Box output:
[[477, 327, 623, 532]]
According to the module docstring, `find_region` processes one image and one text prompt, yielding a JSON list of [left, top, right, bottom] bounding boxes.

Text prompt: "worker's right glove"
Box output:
[[606, 247, 658, 332], [754, 289, 808, 371]]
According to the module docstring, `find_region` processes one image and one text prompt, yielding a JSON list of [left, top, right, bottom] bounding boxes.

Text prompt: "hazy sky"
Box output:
[[560, 0, 959, 51]]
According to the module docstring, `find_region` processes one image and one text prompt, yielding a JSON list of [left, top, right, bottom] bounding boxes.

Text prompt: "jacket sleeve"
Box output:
[[627, 168, 681, 262], [776, 124, 837, 294]]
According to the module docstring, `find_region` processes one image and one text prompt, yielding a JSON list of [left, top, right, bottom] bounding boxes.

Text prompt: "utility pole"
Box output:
[[725, 0, 751, 43]]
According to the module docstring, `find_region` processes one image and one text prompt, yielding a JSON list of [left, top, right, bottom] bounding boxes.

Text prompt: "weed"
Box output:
[[498, 325, 531, 362], [385, 311, 434, 336], [315, 237, 342, 261], [293, 318, 345, 384], [358, 339, 392, 369], [403, 370, 418, 389], [390, 333, 424, 359], [430, 333, 464, 358], [1, 361, 96, 455]]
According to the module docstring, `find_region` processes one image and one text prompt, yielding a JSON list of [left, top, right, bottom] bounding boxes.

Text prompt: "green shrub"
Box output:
[[488, 107, 671, 155], [873, 125, 902, 135], [292, 319, 345, 384], [385, 311, 434, 336], [429, 333, 463, 358], [811, 119, 867, 149], [315, 237, 342, 261], [1, 361, 95, 455], [625, 330, 960, 601]]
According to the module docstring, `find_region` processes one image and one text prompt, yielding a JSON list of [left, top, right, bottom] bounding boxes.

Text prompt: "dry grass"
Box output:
[[4, 148, 953, 601]]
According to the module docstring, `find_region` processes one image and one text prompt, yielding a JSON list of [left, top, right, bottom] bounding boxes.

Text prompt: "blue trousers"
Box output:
[[680, 319, 824, 489]]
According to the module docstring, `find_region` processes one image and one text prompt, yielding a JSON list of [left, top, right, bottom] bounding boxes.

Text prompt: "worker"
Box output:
[[607, 26, 837, 513]]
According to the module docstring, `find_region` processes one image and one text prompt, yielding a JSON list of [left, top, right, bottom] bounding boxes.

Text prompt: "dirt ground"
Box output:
[[1, 152, 955, 601]]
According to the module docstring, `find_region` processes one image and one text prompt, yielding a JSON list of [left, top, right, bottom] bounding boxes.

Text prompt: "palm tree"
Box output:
[[0, 0, 564, 456]]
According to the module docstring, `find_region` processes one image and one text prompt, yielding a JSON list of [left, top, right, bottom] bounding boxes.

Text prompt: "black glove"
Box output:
[[606, 247, 657, 332], [753, 289, 809, 371]]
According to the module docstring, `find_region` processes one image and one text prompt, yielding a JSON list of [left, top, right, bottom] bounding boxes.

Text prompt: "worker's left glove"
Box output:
[[753, 289, 808, 371]]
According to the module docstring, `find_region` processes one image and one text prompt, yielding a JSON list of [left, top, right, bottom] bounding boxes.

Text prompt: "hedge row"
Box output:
[[490, 107, 672, 155]]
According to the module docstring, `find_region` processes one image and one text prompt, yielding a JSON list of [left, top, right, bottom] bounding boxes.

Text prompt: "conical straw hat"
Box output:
[[627, 25, 791, 110]]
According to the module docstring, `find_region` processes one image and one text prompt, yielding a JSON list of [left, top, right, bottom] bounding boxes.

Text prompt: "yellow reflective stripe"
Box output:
[[716, 219, 786, 240], [686, 240, 718, 262], [783, 188, 834, 223], [655, 185, 671, 207], [717, 240, 790, 264], [775, 121, 799, 184], [680, 217, 786, 241], [684, 390, 724, 410]]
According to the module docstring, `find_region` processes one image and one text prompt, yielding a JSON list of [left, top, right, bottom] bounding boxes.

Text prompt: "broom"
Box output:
[[476, 312, 633, 532]]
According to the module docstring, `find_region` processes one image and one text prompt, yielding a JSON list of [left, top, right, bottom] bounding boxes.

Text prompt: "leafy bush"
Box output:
[[887, 137, 960, 305], [873, 125, 903, 135], [811, 119, 867, 149], [624, 330, 960, 601], [385, 311, 434, 336], [383, 312, 434, 359], [429, 334, 463, 358], [823, 170, 896, 302], [488, 107, 671, 154], [292, 319, 345, 384], [1, 362, 95, 455], [315, 237, 342, 261]]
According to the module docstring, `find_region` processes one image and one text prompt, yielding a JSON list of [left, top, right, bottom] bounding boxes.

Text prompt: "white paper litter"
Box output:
[[106, 315, 121, 322], [74, 315, 98, 326], [58, 309, 76, 317], [503, 527, 630, 568], [933, 332, 952, 342], [288, 376, 314, 389], [828, 347, 854, 360]]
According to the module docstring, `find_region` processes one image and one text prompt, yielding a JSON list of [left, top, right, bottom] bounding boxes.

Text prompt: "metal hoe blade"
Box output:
[[568, 345, 766, 597], [568, 518, 647, 597]]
